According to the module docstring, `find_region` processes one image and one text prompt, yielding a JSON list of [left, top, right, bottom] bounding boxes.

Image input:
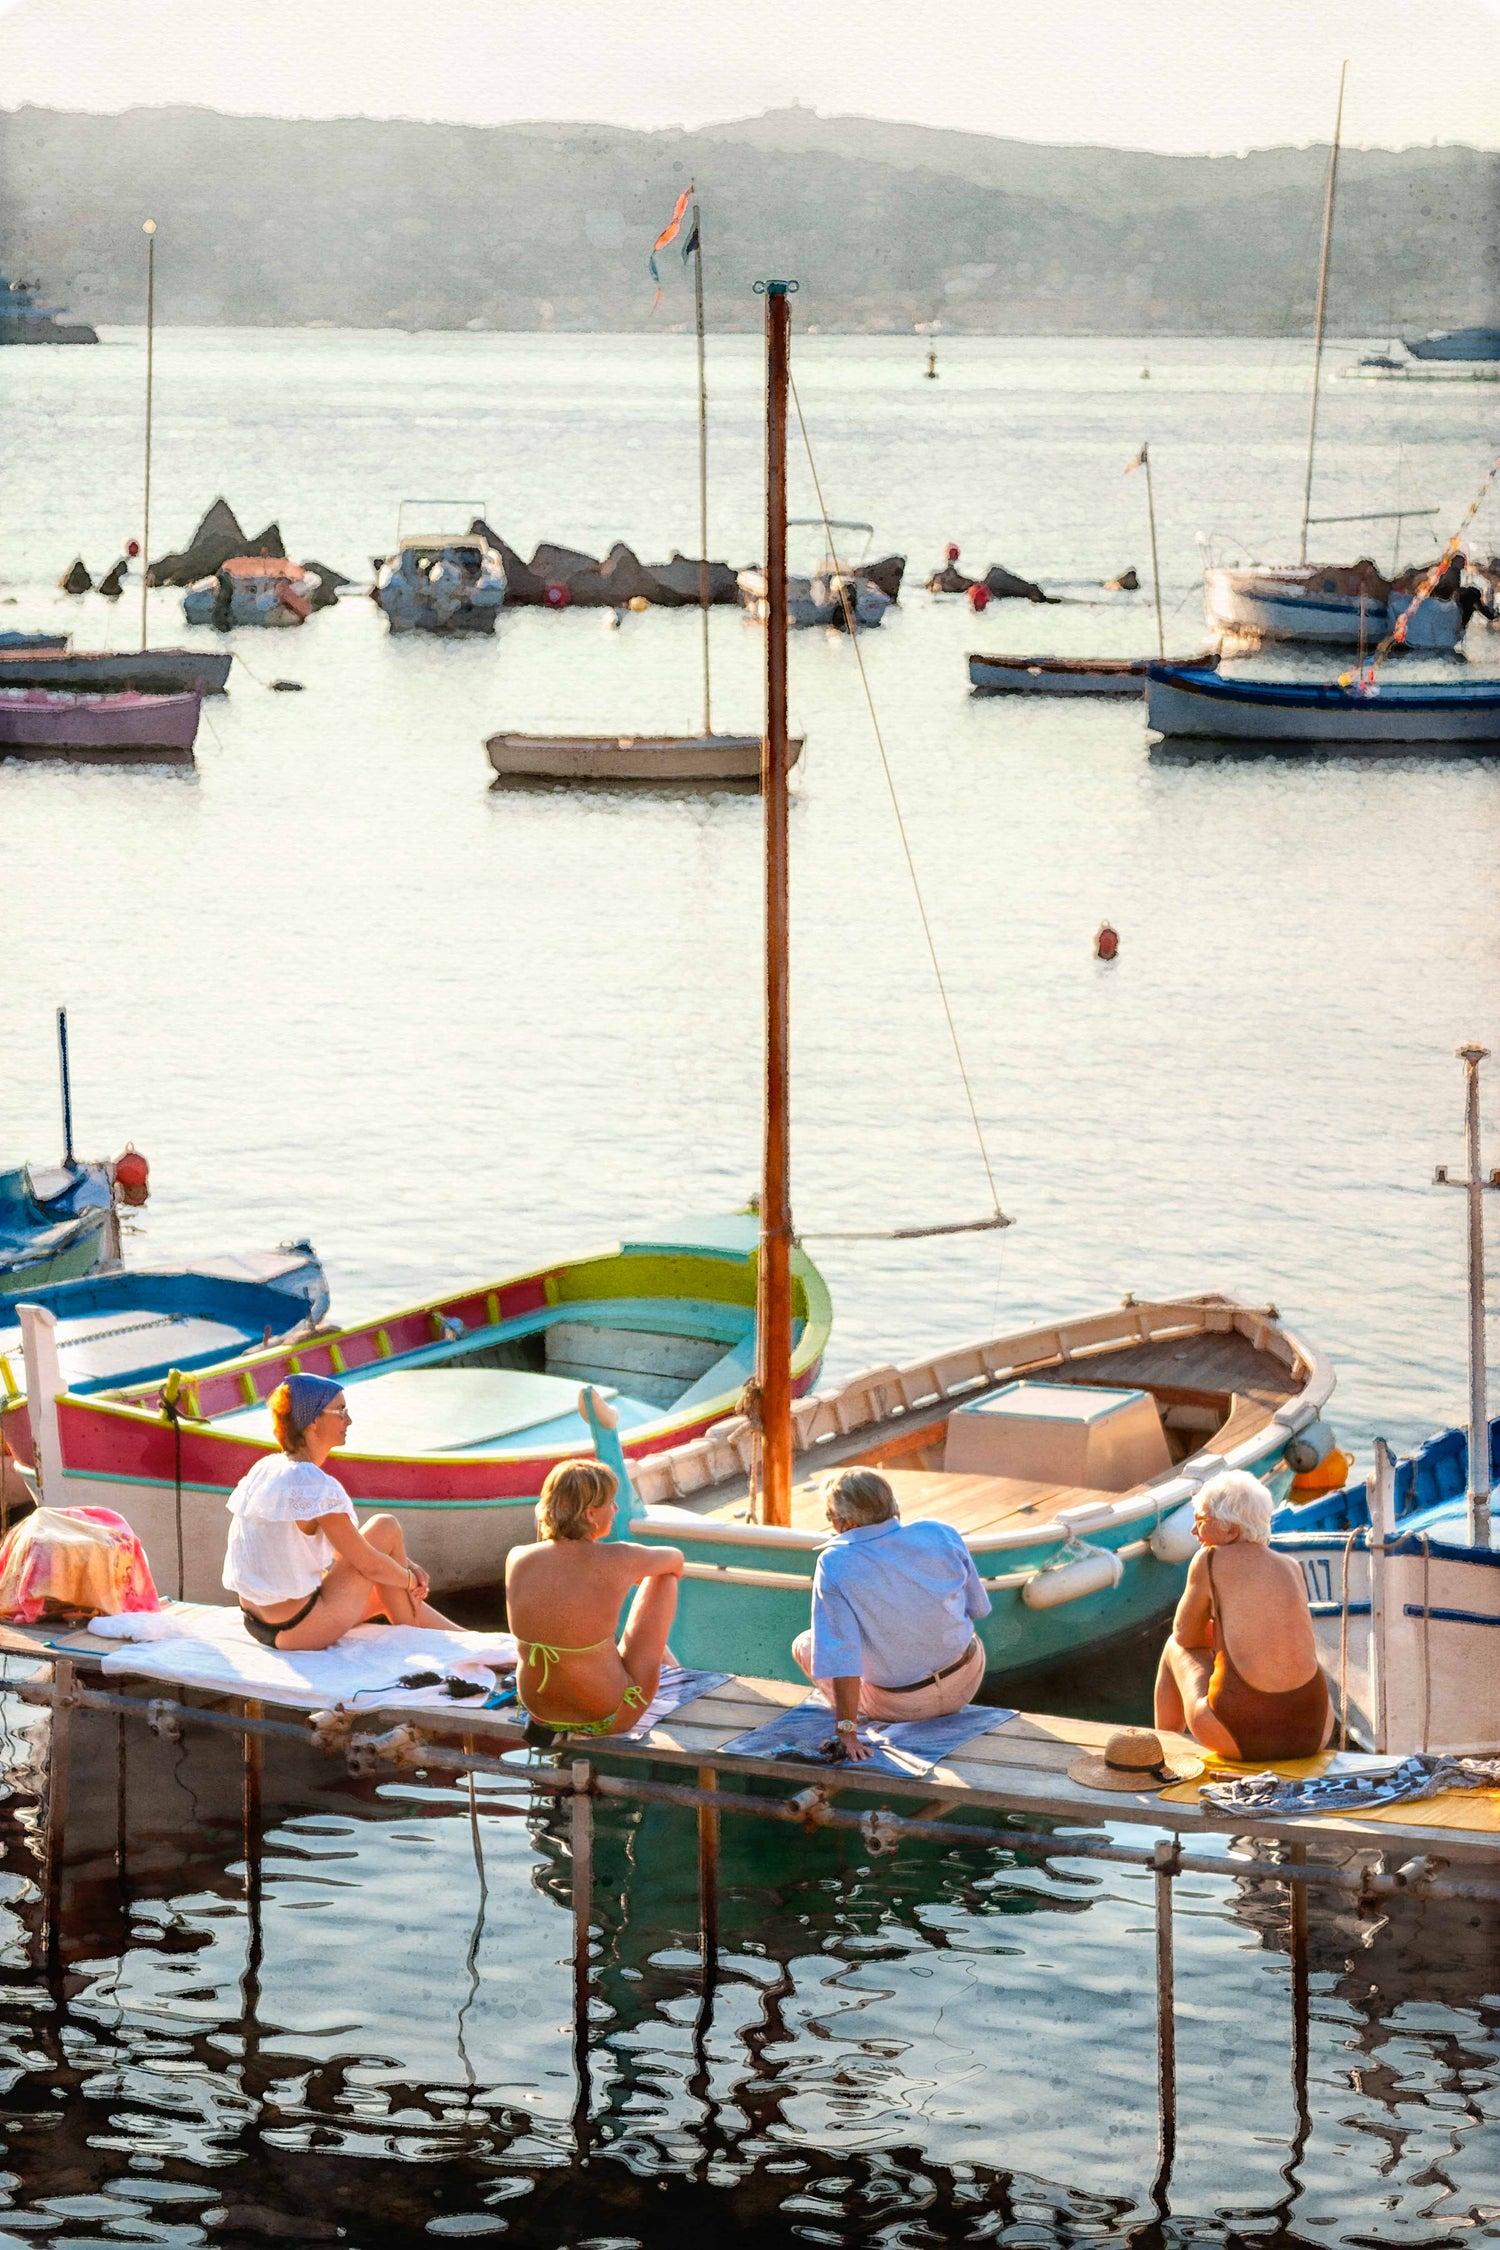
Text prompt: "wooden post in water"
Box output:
[[756, 279, 796, 1529], [43, 1658, 74, 1972], [571, 1759, 594, 2139], [692, 203, 712, 737], [140, 220, 157, 653], [1150, 1841, 1177, 2205], [697, 1764, 720, 1978]]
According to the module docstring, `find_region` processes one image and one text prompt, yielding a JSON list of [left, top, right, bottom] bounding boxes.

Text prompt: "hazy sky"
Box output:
[[1, 0, 1497, 150]]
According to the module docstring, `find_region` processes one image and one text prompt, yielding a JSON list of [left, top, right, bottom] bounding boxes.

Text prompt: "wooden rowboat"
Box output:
[[30, 1216, 831, 1600], [486, 730, 802, 784], [601, 1292, 1334, 1689], [0, 686, 201, 759], [0, 647, 233, 695], [1147, 664, 1500, 746], [968, 652, 1216, 696]]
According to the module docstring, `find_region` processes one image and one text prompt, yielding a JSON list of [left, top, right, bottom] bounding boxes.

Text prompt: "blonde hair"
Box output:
[[1196, 1469, 1274, 1544], [823, 1467, 897, 1526], [537, 1458, 618, 1542]]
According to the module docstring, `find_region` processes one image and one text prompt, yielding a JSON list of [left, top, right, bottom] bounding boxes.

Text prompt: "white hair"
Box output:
[[1196, 1469, 1274, 1544]]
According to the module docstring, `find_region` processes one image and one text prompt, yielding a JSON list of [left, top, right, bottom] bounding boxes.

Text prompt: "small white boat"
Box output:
[[487, 730, 802, 784], [0, 686, 201, 760], [1205, 566, 1464, 652], [375, 504, 506, 635], [968, 651, 1216, 697], [1147, 664, 1500, 748], [738, 521, 899, 631]]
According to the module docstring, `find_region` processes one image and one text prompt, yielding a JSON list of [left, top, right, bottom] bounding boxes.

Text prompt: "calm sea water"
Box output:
[[0, 329, 1498, 2244]]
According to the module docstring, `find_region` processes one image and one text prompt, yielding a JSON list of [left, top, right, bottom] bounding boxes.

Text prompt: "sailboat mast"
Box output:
[[757, 279, 795, 1528], [692, 204, 712, 737], [140, 219, 157, 653], [1298, 63, 1347, 566]]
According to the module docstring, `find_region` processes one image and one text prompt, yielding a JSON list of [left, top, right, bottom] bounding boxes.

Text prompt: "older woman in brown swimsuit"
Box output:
[[1154, 1470, 1333, 1762]]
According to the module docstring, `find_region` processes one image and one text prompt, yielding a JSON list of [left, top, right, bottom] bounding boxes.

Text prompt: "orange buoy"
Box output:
[[966, 583, 991, 611], [113, 1144, 150, 1207], [1094, 922, 1119, 961]]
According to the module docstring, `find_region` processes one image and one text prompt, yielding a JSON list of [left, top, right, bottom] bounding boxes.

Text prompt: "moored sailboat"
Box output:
[[579, 279, 1336, 1690]]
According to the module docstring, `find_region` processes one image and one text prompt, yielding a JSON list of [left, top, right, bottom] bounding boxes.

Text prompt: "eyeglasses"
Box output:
[[324, 1403, 352, 1421]]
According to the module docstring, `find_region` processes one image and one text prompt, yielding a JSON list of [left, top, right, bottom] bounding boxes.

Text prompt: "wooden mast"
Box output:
[[756, 279, 795, 1527], [692, 203, 712, 738], [1298, 63, 1347, 566], [140, 219, 157, 653]]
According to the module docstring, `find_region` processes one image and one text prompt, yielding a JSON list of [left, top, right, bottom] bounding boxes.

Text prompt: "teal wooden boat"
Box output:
[[584, 288, 1336, 1691]]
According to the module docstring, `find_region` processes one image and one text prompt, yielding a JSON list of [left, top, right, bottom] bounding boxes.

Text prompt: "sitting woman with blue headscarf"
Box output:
[[223, 1373, 452, 1650]]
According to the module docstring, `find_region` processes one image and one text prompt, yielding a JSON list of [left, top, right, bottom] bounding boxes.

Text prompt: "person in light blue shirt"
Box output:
[[792, 1467, 991, 1760]]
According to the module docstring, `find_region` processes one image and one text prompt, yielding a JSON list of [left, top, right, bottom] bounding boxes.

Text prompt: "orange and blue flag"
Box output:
[[648, 185, 695, 311]]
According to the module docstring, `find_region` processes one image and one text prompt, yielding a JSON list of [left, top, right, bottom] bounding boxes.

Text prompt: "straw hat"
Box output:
[[1068, 1728, 1203, 1793]]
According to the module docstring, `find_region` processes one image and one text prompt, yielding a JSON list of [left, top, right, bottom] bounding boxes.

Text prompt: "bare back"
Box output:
[[505, 1535, 679, 1724], [1202, 1542, 1319, 1692]]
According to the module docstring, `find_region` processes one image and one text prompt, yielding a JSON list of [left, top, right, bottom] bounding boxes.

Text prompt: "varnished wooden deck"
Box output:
[[3, 1620, 1495, 1865]]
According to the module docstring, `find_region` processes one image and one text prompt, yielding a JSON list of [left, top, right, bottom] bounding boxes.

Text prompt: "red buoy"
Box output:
[[125, 540, 141, 559], [1094, 922, 1120, 962], [543, 581, 572, 609], [113, 1144, 150, 1206], [967, 582, 991, 611], [945, 542, 961, 563]]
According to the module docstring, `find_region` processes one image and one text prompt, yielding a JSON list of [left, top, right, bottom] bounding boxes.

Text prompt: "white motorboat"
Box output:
[[1205, 565, 1464, 652], [376, 503, 507, 634], [1147, 664, 1500, 748], [738, 520, 900, 630]]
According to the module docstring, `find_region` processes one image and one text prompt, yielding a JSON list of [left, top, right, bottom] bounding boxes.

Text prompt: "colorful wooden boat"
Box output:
[[1147, 665, 1500, 747], [32, 1217, 830, 1599], [0, 1163, 113, 1292], [0, 647, 233, 695], [0, 686, 201, 759], [1204, 568, 1464, 652], [600, 1292, 1333, 1687]]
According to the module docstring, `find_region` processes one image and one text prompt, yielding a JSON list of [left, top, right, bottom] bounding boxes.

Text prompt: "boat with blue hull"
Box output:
[[0, 1164, 115, 1292], [1147, 664, 1500, 748], [1272, 1422, 1500, 1755]]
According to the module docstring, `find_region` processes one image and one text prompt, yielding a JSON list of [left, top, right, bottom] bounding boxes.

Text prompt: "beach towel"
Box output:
[[719, 1693, 1016, 1778], [1198, 1752, 1500, 1820], [94, 1610, 521, 1713]]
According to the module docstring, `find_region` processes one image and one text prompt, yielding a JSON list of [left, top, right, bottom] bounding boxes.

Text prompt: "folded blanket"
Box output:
[[97, 1616, 520, 1713], [719, 1694, 1016, 1778], [1200, 1752, 1500, 1819]]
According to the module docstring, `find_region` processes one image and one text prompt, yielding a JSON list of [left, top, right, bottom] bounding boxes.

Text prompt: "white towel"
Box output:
[[95, 1610, 519, 1712]]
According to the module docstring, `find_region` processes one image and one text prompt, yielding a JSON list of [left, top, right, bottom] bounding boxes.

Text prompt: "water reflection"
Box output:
[[0, 1681, 1492, 2246]]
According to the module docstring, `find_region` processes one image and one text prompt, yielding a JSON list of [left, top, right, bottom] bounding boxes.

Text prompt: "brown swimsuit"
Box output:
[[1204, 1550, 1331, 1762]]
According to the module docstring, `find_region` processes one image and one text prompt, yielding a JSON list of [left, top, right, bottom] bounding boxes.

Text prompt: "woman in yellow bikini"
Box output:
[[504, 1459, 684, 1736]]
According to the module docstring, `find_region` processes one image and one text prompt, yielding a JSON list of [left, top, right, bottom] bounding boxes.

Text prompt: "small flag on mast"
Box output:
[[1124, 443, 1149, 475], [648, 185, 694, 311]]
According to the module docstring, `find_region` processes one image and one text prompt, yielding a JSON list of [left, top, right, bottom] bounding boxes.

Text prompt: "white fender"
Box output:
[[1149, 1500, 1200, 1564], [1021, 1543, 1124, 1609], [1283, 1418, 1336, 1475]]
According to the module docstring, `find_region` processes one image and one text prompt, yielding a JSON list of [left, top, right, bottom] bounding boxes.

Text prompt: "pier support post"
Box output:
[[1151, 1838, 1178, 2207], [571, 1760, 593, 2143], [42, 1658, 73, 1972], [242, 1700, 264, 1947], [1288, 1843, 1310, 2141], [697, 1765, 720, 1980]]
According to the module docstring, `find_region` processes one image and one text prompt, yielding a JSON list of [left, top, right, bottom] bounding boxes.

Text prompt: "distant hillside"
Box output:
[[1, 104, 1495, 334]]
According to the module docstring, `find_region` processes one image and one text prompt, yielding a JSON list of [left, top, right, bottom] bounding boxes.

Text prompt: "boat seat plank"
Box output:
[[739, 1468, 1130, 1537], [1034, 1332, 1294, 1403]]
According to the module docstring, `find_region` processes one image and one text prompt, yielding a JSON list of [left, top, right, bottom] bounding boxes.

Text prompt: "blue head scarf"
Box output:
[[283, 1372, 345, 1436]]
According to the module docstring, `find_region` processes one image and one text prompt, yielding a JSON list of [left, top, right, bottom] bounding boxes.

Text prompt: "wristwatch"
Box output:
[[835, 1718, 858, 1733]]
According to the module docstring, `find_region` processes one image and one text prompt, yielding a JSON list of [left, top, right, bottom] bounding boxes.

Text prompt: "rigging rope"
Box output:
[[787, 369, 1009, 1229], [1344, 446, 1500, 688]]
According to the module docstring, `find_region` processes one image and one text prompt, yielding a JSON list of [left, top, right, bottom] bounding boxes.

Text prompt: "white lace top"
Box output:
[[222, 1453, 356, 1605]]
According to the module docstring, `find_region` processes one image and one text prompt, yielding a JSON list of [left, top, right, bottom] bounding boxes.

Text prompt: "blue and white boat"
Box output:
[[1147, 664, 1500, 748], [1204, 568, 1464, 653], [0, 1163, 115, 1293], [0, 1241, 329, 1468], [1404, 327, 1500, 362]]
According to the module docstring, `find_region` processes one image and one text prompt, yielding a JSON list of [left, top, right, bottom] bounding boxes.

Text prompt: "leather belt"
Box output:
[[877, 1638, 981, 1696]]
